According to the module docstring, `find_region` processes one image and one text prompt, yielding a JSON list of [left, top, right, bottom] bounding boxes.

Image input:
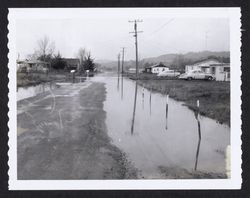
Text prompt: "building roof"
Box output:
[[16, 59, 49, 65], [209, 63, 230, 67], [192, 58, 221, 65], [186, 58, 230, 67], [146, 63, 168, 69], [27, 60, 49, 64], [62, 58, 80, 65]]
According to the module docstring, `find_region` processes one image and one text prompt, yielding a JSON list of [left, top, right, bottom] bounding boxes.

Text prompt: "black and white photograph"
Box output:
[[7, 8, 241, 190]]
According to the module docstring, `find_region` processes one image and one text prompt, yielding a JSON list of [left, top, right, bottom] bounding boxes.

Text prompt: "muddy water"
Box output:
[[94, 75, 230, 179]]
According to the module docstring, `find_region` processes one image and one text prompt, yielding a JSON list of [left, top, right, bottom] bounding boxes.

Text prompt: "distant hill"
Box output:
[[141, 51, 230, 66], [96, 51, 230, 71]]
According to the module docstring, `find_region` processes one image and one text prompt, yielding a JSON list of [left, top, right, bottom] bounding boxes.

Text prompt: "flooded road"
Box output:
[[93, 75, 230, 179], [17, 74, 230, 179]]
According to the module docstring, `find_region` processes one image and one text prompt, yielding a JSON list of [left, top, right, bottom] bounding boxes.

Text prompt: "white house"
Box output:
[[185, 58, 230, 81], [145, 63, 169, 74], [17, 60, 50, 73], [128, 68, 136, 73]]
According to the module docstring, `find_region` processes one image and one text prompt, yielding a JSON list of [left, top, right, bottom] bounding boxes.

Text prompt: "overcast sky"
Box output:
[[15, 9, 230, 61]]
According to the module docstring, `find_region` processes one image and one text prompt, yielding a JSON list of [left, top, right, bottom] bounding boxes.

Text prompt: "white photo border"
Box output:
[[8, 7, 242, 190]]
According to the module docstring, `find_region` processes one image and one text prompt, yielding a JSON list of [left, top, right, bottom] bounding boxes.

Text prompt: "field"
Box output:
[[126, 73, 230, 125]]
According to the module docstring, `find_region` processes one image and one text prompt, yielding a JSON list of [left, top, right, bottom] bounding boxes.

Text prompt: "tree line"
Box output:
[[27, 36, 96, 72]]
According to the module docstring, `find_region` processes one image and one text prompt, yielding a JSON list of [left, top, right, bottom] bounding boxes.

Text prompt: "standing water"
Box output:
[[17, 83, 57, 101], [93, 75, 230, 179]]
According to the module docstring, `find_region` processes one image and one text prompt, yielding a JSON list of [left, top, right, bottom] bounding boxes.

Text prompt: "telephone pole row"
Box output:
[[129, 19, 143, 78], [121, 47, 126, 74]]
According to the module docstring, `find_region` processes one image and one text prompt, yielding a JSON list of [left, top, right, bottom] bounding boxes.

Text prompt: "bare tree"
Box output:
[[77, 48, 86, 65], [77, 48, 86, 73], [36, 36, 55, 62]]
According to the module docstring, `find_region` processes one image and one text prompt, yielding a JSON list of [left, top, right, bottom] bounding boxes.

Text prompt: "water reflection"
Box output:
[[142, 87, 144, 109], [194, 106, 202, 171], [121, 74, 124, 100], [17, 82, 56, 101], [165, 95, 169, 130], [117, 72, 120, 91], [149, 88, 152, 116], [131, 81, 138, 135], [101, 76, 230, 178]]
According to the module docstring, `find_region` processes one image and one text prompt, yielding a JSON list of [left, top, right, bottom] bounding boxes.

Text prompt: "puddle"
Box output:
[[16, 75, 90, 102], [94, 75, 230, 179], [17, 83, 57, 101]]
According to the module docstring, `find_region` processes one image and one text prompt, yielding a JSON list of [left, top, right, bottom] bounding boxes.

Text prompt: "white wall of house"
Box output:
[[186, 65, 201, 72], [128, 68, 136, 73], [185, 59, 221, 73], [152, 67, 169, 74], [213, 66, 230, 81], [185, 59, 230, 81]]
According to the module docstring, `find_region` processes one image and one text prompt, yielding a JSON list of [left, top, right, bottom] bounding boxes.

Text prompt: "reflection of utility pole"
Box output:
[[131, 82, 138, 135], [118, 53, 121, 74], [194, 100, 201, 171], [165, 95, 169, 130], [129, 19, 143, 78]]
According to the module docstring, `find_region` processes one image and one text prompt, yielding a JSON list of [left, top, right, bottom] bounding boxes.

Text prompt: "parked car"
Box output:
[[179, 70, 215, 81], [157, 70, 180, 77]]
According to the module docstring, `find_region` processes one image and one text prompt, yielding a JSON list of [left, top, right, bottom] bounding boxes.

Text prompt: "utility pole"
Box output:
[[120, 48, 125, 100], [117, 53, 120, 90], [121, 47, 126, 74], [129, 19, 143, 135], [129, 19, 143, 78]]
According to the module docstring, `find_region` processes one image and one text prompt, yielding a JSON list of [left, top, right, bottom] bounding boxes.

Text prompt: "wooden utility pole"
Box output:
[[121, 47, 126, 74], [129, 19, 142, 135], [117, 53, 121, 90], [129, 20, 143, 78]]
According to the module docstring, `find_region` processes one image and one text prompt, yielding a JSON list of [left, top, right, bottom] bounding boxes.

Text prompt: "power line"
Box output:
[[149, 18, 174, 36]]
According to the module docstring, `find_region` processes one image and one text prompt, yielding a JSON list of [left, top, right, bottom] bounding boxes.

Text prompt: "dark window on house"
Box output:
[[211, 67, 215, 74], [224, 67, 230, 72]]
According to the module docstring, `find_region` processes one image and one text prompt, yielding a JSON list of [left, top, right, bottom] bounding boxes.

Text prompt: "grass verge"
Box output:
[[126, 73, 230, 125]]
